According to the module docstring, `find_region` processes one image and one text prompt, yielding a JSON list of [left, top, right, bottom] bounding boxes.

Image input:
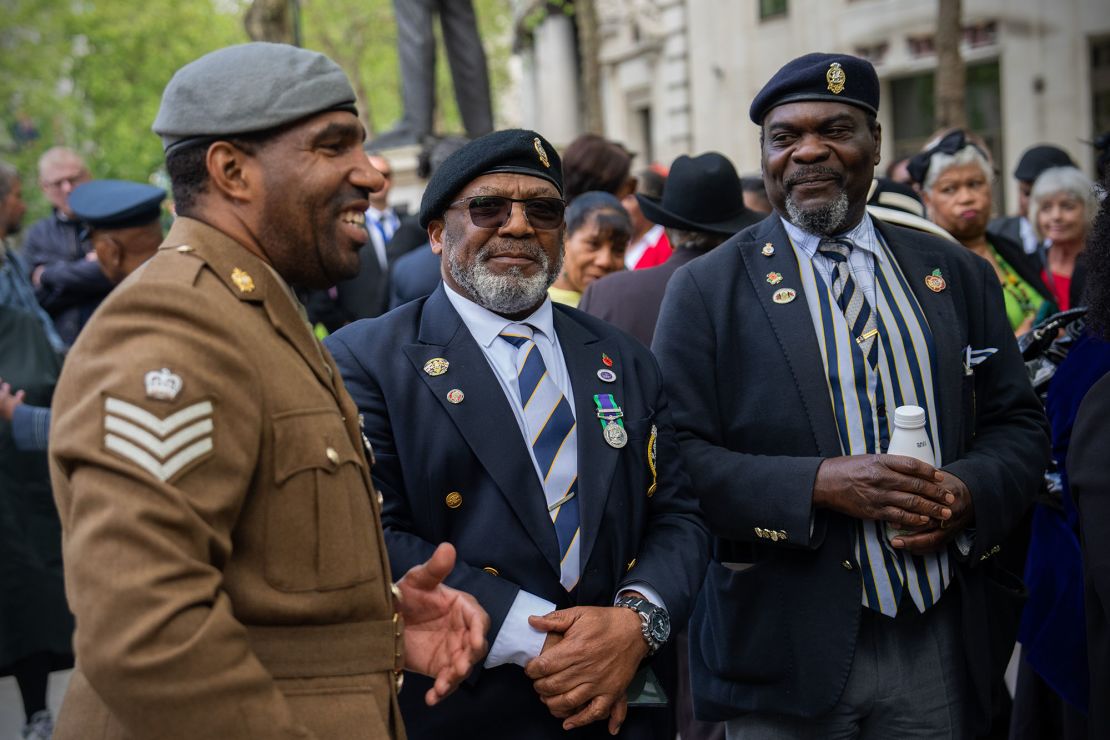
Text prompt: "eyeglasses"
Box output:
[[43, 172, 90, 190], [447, 195, 565, 230]]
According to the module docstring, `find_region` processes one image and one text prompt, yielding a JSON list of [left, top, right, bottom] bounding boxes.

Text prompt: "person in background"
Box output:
[[580, 152, 759, 348], [989, 144, 1076, 256], [622, 167, 672, 270], [1030, 165, 1099, 312], [561, 134, 635, 204], [740, 175, 773, 214], [1, 158, 72, 740], [909, 129, 1054, 334], [547, 191, 631, 308], [22, 146, 111, 349], [1069, 174, 1110, 740]]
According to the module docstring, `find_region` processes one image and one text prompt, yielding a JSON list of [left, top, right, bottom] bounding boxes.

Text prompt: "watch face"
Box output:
[[649, 609, 671, 644]]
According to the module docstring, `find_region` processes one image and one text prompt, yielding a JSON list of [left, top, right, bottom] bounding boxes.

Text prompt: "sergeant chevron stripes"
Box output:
[[103, 397, 214, 482]]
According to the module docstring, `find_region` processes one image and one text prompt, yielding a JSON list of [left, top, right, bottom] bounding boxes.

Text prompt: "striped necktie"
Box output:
[[818, 238, 879, 368], [500, 325, 581, 591]]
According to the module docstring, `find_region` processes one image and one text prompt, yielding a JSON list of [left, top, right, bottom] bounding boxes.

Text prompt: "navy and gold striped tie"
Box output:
[[818, 238, 879, 368], [500, 325, 580, 591]]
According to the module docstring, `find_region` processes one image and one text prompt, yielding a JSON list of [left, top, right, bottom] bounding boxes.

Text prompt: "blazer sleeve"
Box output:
[[326, 331, 521, 653], [653, 266, 824, 549], [942, 257, 1050, 558]]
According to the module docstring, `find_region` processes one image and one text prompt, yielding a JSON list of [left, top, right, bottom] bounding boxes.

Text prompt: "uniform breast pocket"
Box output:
[[265, 408, 379, 592]]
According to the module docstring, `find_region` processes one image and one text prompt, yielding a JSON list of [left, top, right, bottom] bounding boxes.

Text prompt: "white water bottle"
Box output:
[[885, 405, 935, 540]]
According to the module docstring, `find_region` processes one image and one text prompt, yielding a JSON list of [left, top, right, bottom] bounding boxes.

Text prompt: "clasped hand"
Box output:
[[813, 454, 974, 554], [524, 605, 647, 735]]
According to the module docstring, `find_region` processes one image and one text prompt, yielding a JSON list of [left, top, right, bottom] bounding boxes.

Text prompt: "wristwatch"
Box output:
[[615, 595, 670, 655]]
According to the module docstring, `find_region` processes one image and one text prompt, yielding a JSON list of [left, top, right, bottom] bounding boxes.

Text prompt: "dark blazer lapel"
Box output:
[[876, 221, 964, 462], [401, 287, 560, 574], [554, 308, 620, 574], [738, 218, 842, 456]]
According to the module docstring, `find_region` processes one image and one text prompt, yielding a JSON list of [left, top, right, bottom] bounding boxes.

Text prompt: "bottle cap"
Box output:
[[893, 405, 926, 429]]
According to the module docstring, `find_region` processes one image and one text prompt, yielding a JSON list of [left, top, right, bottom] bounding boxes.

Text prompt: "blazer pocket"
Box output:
[[697, 559, 788, 684], [265, 409, 379, 592]]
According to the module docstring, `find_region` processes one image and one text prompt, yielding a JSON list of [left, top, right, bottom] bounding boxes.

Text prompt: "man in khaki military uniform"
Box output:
[[48, 42, 488, 740]]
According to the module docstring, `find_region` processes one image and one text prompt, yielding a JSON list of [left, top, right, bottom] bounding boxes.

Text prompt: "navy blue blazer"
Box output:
[[652, 215, 1049, 734], [326, 285, 709, 740]]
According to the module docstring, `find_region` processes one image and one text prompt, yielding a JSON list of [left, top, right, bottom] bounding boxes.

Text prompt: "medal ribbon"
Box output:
[[592, 393, 625, 430]]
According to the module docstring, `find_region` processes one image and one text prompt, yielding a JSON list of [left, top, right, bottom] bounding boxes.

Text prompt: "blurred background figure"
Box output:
[[0, 159, 72, 740], [70, 179, 166, 285], [990, 144, 1076, 256], [547, 191, 630, 307], [561, 133, 636, 204], [388, 135, 471, 310], [910, 129, 1054, 334], [22, 147, 111, 350], [580, 151, 759, 348], [1029, 166, 1100, 312], [865, 177, 956, 242], [740, 175, 773, 214], [622, 167, 672, 270]]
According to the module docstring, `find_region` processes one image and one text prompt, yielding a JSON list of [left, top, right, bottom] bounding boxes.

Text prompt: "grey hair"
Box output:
[[921, 145, 993, 193], [0, 160, 18, 201], [1028, 166, 1099, 238], [37, 146, 86, 180]]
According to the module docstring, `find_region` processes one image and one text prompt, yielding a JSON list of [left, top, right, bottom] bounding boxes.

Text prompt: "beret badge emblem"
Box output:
[[534, 137, 551, 168], [826, 62, 846, 94]]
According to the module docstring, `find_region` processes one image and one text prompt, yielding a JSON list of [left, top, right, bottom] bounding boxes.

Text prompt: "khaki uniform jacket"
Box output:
[[49, 218, 405, 740]]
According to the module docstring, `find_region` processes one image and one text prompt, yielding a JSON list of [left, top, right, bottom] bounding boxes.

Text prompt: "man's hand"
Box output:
[[0, 379, 26, 422], [813, 454, 953, 529], [396, 542, 490, 707], [891, 471, 975, 554], [524, 605, 647, 734]]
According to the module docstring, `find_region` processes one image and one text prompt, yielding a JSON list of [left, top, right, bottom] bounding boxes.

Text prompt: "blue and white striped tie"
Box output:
[[500, 325, 581, 591], [819, 237, 879, 368]]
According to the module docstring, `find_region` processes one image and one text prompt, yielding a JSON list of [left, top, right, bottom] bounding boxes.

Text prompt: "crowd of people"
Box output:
[[0, 40, 1108, 740]]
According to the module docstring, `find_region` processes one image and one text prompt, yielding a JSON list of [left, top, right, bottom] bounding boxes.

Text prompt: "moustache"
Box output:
[[785, 166, 844, 190], [479, 240, 548, 262]]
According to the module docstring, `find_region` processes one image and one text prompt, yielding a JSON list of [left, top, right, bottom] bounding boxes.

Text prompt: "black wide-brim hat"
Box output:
[[636, 152, 760, 236]]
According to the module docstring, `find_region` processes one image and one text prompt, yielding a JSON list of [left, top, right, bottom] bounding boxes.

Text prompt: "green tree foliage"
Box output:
[[0, 0, 511, 220]]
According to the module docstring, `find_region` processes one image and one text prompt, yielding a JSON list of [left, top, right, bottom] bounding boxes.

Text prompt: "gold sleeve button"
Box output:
[[482, 566, 499, 576], [445, 491, 463, 509], [842, 560, 854, 571]]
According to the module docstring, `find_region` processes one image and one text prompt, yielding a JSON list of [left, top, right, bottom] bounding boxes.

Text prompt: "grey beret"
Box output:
[[153, 42, 357, 153]]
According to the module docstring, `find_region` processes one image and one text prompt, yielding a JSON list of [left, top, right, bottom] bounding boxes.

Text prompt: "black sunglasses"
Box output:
[[447, 195, 566, 230]]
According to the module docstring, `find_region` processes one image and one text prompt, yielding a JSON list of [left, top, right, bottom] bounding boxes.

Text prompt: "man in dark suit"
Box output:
[[326, 129, 708, 740], [653, 53, 1049, 738], [579, 152, 758, 347]]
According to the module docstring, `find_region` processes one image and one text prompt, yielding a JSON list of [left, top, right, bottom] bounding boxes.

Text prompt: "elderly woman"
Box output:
[[910, 129, 1054, 333], [1030, 165, 1100, 311], [548, 191, 631, 307]]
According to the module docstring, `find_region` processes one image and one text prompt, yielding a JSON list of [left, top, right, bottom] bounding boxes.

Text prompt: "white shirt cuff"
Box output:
[[483, 590, 557, 668]]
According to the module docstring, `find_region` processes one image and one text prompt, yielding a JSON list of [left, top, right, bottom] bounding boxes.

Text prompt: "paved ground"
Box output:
[[0, 670, 69, 739]]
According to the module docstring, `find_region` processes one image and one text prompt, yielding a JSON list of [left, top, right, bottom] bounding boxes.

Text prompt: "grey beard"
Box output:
[[447, 242, 561, 315], [785, 190, 851, 236]]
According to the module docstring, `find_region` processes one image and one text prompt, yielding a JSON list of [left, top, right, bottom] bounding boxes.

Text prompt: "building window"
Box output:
[[759, 0, 788, 21], [1091, 36, 1110, 171]]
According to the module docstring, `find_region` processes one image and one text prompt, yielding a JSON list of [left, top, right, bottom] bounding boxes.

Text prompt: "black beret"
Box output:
[[750, 52, 879, 124], [418, 129, 563, 228], [69, 180, 166, 230], [1013, 144, 1075, 182]]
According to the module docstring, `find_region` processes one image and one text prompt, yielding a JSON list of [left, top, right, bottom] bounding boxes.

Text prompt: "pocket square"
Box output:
[[963, 345, 998, 374]]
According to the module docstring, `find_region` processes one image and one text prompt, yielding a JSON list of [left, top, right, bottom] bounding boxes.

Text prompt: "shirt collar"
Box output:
[[780, 212, 884, 263], [443, 283, 556, 348]]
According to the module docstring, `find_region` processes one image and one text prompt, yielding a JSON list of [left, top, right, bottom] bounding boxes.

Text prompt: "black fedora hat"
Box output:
[[636, 152, 760, 236]]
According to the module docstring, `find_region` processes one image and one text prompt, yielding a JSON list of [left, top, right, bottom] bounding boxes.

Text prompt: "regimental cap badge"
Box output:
[[826, 62, 846, 94], [534, 137, 551, 168], [145, 367, 183, 401], [231, 267, 255, 293]]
